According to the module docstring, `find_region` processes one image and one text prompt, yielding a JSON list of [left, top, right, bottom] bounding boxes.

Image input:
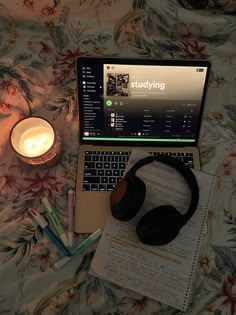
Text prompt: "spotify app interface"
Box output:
[[78, 62, 208, 143]]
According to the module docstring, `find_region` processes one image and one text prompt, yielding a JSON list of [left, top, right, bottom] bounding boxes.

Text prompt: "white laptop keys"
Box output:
[[74, 57, 211, 233]]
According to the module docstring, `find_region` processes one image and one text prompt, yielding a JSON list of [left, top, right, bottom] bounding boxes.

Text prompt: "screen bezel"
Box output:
[[76, 57, 211, 147]]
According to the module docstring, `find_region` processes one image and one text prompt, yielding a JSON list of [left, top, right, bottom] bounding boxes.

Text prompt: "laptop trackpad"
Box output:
[[74, 191, 111, 233]]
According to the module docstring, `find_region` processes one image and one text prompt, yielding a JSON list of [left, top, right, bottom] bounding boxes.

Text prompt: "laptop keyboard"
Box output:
[[83, 151, 194, 192]]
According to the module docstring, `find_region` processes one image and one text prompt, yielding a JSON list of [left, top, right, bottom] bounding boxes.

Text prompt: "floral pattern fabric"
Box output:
[[0, 0, 236, 314]]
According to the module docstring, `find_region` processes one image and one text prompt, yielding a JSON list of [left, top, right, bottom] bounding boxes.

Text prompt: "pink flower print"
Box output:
[[30, 241, 60, 272], [60, 167, 75, 181], [214, 75, 228, 87], [120, 296, 148, 314], [221, 160, 232, 176], [171, 22, 202, 40], [211, 111, 224, 123], [228, 151, 236, 158], [41, 5, 56, 17], [198, 253, 214, 273], [64, 288, 75, 299], [0, 79, 19, 96], [27, 36, 55, 63], [47, 288, 75, 313], [0, 100, 11, 114], [23, 170, 62, 200], [216, 273, 236, 315], [48, 296, 64, 312], [198, 255, 210, 269], [217, 159, 234, 191], [56, 47, 88, 74], [116, 22, 140, 48], [22, 0, 35, 11], [51, 47, 88, 84], [5, 170, 63, 221], [0, 164, 23, 200], [180, 40, 210, 59], [119, 296, 161, 315], [122, 22, 139, 42]]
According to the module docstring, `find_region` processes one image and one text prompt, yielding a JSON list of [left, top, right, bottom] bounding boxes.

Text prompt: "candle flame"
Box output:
[[18, 126, 55, 157]]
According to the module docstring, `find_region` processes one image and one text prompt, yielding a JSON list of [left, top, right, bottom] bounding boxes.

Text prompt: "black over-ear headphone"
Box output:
[[110, 155, 199, 246]]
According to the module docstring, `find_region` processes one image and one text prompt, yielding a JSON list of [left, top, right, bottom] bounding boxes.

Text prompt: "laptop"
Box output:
[[74, 57, 211, 233]]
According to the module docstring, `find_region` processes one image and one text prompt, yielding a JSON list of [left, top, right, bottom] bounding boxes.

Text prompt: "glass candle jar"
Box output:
[[9, 117, 61, 167]]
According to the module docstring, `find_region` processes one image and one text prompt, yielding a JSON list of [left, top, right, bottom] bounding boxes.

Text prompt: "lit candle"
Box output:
[[10, 117, 61, 167], [18, 127, 54, 157]]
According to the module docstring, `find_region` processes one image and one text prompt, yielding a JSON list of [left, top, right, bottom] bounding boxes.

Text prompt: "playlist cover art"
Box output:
[[106, 73, 129, 97]]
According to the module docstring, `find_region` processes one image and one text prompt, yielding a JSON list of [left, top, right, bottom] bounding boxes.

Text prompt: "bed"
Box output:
[[0, 0, 236, 314]]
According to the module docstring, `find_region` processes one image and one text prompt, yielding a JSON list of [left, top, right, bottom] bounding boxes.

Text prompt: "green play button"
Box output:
[[106, 100, 112, 106]]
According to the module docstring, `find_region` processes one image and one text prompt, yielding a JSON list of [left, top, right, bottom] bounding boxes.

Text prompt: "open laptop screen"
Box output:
[[77, 57, 210, 147]]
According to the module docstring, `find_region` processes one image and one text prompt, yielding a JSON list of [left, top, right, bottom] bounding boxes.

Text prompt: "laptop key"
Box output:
[[91, 184, 99, 191], [99, 184, 106, 191], [84, 169, 97, 176], [99, 155, 107, 162], [119, 163, 126, 169], [111, 162, 118, 168], [123, 156, 129, 162], [84, 155, 92, 161], [101, 177, 108, 183], [83, 184, 90, 191], [113, 170, 120, 176], [183, 157, 193, 164], [92, 155, 99, 161], [98, 169, 105, 176], [107, 184, 115, 191], [115, 156, 122, 162], [83, 177, 100, 183], [84, 162, 95, 169], [105, 170, 112, 176], [96, 162, 103, 169], [109, 177, 116, 184], [108, 156, 115, 162]]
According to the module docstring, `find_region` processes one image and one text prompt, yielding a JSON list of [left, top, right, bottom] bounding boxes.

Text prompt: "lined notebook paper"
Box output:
[[89, 150, 216, 311]]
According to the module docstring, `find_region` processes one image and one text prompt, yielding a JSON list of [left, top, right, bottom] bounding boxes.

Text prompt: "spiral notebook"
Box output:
[[89, 150, 216, 311]]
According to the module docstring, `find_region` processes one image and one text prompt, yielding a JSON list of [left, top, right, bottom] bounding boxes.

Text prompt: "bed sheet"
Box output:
[[0, 1, 236, 314]]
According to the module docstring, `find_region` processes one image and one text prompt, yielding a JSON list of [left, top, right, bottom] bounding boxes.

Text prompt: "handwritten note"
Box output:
[[90, 150, 216, 311]]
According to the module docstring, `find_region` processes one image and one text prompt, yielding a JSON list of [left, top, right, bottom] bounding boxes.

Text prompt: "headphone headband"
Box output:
[[125, 155, 199, 224]]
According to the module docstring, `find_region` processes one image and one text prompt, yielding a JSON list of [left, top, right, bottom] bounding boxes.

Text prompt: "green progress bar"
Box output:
[[83, 137, 195, 142]]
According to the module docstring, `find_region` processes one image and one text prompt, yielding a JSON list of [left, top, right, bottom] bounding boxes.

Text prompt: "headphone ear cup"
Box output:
[[110, 175, 146, 221], [136, 205, 183, 245]]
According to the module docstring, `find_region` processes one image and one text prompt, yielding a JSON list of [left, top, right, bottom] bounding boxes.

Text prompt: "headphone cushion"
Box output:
[[136, 205, 183, 245], [110, 175, 146, 221]]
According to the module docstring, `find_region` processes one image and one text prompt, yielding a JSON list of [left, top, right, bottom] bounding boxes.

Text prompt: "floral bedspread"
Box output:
[[0, 1, 236, 314]]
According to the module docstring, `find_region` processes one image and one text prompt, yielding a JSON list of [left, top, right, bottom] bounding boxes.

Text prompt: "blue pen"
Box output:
[[29, 208, 71, 257]]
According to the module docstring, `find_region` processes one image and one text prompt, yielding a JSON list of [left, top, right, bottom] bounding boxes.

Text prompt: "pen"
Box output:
[[42, 197, 68, 247], [68, 189, 75, 248], [54, 229, 102, 270], [29, 208, 71, 257]]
